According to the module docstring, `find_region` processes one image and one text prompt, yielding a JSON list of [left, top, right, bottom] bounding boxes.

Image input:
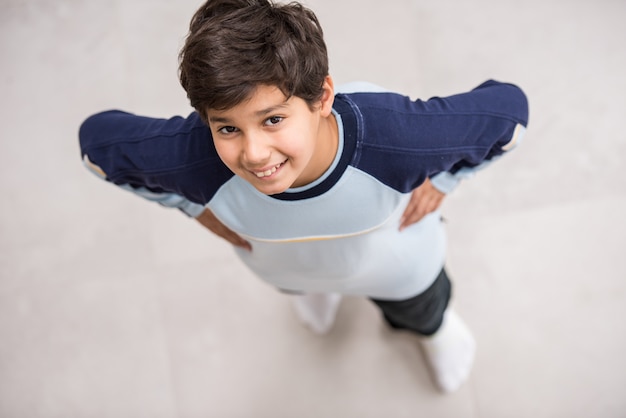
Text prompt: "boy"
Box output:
[[79, 0, 528, 393]]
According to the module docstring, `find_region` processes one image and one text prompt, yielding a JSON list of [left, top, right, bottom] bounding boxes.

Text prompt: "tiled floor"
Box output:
[[1, 0, 625, 417]]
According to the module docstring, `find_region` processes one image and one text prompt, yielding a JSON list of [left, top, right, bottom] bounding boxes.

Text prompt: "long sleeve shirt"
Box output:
[[80, 80, 528, 299]]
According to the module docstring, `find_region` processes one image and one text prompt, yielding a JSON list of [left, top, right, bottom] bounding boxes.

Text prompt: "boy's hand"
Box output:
[[399, 178, 445, 231], [195, 208, 252, 251]]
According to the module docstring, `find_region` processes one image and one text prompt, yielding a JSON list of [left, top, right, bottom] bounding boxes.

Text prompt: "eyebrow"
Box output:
[[208, 101, 290, 124], [208, 115, 232, 124], [255, 102, 289, 117]]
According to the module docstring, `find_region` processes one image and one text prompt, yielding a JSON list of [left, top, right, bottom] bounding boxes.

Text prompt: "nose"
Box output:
[[242, 131, 271, 165]]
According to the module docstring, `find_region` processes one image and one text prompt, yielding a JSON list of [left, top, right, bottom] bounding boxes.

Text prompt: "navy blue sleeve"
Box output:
[[79, 110, 234, 210], [348, 80, 529, 193]]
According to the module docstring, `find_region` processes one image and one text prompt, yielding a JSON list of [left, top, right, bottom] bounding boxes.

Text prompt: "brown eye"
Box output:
[[265, 116, 283, 126], [219, 126, 238, 134]]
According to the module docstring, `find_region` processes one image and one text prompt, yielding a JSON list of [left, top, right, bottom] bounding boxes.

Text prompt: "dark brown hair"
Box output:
[[179, 0, 329, 123]]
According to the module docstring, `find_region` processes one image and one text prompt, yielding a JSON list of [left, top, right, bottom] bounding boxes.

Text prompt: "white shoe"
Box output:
[[292, 293, 342, 334], [419, 309, 476, 393]]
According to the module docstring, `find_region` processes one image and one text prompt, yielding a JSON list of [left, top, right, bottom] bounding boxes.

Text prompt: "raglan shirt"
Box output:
[[80, 80, 528, 300]]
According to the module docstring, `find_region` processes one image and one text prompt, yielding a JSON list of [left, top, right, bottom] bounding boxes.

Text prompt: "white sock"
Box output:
[[419, 308, 476, 393], [292, 293, 342, 334]]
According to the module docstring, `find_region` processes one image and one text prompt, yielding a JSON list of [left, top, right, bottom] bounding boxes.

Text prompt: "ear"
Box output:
[[319, 75, 335, 117]]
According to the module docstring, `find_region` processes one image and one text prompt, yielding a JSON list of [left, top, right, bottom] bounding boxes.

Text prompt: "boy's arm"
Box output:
[[79, 110, 235, 216], [79, 110, 251, 249], [82, 152, 205, 217], [428, 123, 526, 194], [395, 80, 528, 228], [425, 80, 528, 194], [84, 158, 250, 248]]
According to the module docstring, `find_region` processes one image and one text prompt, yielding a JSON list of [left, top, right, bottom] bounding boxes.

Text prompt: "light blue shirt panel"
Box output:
[[208, 167, 404, 241], [208, 168, 447, 299], [233, 210, 446, 299]]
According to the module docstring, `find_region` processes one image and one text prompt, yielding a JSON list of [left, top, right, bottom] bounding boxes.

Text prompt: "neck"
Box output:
[[292, 112, 339, 188], [315, 112, 339, 177]]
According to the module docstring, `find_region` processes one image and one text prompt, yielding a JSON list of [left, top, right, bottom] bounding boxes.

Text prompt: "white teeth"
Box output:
[[255, 163, 281, 178]]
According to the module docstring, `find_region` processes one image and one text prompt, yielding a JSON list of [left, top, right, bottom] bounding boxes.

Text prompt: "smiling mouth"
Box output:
[[253, 160, 287, 178]]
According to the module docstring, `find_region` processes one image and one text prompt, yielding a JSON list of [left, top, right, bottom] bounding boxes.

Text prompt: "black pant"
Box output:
[[370, 268, 452, 336]]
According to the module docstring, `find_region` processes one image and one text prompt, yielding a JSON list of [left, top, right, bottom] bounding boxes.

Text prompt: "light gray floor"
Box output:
[[1, 0, 625, 417]]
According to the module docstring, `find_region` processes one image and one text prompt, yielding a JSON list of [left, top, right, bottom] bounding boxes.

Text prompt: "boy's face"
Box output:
[[206, 78, 336, 195]]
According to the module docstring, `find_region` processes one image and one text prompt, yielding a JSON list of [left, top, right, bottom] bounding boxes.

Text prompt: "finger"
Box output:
[[400, 204, 426, 230], [204, 218, 251, 251], [400, 194, 423, 230], [231, 234, 252, 251], [400, 202, 416, 225], [218, 227, 252, 251], [400, 189, 444, 230], [400, 188, 423, 223]]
